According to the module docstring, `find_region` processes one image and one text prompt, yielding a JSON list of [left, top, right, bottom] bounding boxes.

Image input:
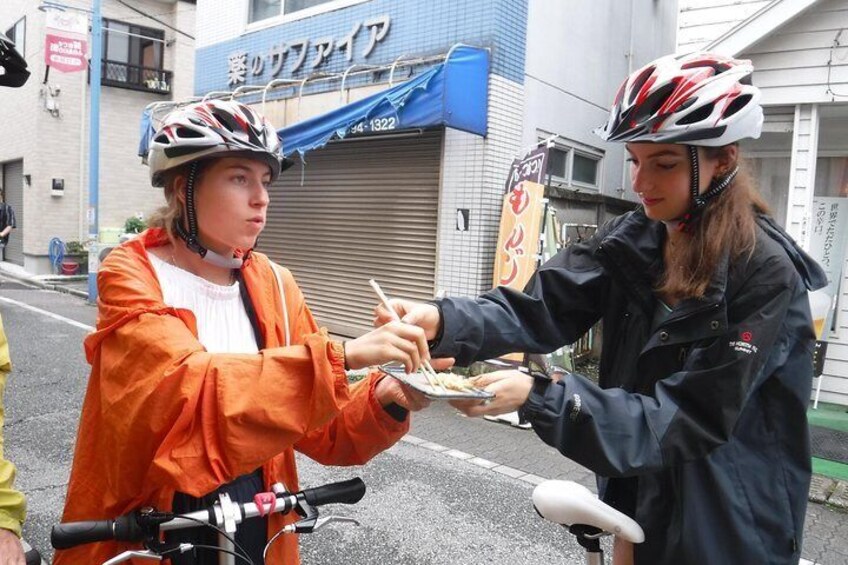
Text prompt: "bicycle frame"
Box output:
[[51, 477, 366, 565]]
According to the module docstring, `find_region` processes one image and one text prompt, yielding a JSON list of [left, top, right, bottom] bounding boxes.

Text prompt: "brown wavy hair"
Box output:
[[657, 147, 771, 302]]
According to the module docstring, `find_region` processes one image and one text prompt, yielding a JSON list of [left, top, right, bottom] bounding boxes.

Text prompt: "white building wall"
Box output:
[[678, 0, 772, 52], [0, 0, 194, 275], [786, 104, 820, 244], [437, 76, 524, 297], [524, 0, 678, 201], [730, 0, 848, 405], [698, 0, 848, 405], [738, 0, 848, 105]]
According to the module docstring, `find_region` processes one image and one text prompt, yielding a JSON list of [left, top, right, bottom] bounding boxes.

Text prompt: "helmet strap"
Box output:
[[676, 146, 738, 233], [173, 161, 244, 269]]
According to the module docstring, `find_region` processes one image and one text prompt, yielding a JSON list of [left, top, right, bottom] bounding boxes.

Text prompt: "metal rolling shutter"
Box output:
[[2, 161, 24, 266], [260, 130, 442, 338]]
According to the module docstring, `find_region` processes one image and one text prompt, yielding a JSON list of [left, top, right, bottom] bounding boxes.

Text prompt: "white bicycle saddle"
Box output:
[[532, 480, 645, 543]]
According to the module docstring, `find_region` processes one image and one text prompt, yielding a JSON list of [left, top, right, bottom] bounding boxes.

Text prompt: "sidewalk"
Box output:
[[411, 403, 848, 564], [0, 261, 89, 299]]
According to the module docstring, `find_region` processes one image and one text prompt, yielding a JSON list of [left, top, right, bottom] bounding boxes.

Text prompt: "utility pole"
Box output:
[[87, 0, 102, 302]]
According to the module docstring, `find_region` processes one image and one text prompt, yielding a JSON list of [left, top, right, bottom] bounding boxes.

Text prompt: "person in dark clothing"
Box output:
[[0, 197, 16, 261], [376, 52, 827, 565]]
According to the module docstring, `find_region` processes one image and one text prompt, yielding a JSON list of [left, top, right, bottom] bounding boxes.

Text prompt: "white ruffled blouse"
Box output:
[[148, 252, 259, 354]]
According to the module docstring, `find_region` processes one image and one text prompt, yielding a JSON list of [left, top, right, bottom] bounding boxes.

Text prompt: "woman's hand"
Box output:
[[374, 377, 431, 412], [449, 370, 533, 418], [0, 529, 25, 565], [373, 299, 441, 341], [344, 321, 430, 374]]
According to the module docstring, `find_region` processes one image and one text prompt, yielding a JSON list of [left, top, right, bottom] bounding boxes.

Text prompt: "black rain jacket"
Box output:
[[431, 209, 827, 564]]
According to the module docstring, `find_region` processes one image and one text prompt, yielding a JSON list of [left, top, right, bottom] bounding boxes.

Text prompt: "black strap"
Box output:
[[236, 270, 265, 350]]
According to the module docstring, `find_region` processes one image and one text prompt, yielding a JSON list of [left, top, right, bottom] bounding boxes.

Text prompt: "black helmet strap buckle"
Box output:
[[677, 145, 738, 233], [173, 161, 244, 270]]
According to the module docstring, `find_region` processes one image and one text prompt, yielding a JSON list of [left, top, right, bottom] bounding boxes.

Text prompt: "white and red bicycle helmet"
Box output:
[[148, 100, 290, 267], [596, 52, 763, 231], [148, 99, 287, 187], [595, 52, 763, 146]]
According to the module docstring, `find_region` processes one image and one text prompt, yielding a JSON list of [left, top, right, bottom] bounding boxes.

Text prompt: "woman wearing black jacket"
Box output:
[[377, 52, 827, 564]]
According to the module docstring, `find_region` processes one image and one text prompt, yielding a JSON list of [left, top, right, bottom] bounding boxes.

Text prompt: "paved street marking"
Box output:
[[0, 296, 94, 332]]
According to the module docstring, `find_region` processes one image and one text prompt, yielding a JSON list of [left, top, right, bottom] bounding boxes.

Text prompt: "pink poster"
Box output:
[[45, 33, 88, 73]]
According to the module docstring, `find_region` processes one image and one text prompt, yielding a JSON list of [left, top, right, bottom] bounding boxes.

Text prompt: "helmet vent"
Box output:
[[630, 82, 675, 125], [723, 94, 752, 118], [677, 102, 714, 125], [628, 66, 656, 105], [211, 110, 238, 132], [176, 126, 204, 139]]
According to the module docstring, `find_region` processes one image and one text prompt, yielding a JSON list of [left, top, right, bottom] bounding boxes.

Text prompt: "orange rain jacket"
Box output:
[[54, 228, 408, 565]]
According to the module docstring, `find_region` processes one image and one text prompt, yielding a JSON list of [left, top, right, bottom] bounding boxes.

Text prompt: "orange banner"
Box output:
[[493, 180, 545, 290]]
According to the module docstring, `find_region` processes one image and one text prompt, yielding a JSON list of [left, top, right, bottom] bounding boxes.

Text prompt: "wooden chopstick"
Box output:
[[368, 279, 443, 390]]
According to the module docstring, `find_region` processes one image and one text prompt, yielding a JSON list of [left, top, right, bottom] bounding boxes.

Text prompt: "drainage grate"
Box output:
[[810, 425, 848, 464]]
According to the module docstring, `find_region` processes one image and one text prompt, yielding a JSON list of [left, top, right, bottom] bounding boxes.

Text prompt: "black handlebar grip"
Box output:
[[301, 477, 366, 507], [51, 520, 115, 550], [24, 548, 42, 565]]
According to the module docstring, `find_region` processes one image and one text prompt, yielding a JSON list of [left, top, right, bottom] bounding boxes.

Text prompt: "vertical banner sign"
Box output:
[[493, 180, 546, 289], [504, 145, 550, 193], [809, 197, 848, 337], [44, 10, 89, 73]]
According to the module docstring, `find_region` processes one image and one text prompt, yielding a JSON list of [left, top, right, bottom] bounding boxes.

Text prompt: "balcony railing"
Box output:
[[101, 59, 172, 94]]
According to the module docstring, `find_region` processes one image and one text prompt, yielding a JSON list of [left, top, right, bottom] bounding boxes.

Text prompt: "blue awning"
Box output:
[[279, 45, 489, 157]]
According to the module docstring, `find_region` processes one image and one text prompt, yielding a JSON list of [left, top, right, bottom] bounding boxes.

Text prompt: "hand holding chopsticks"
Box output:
[[369, 279, 443, 389]]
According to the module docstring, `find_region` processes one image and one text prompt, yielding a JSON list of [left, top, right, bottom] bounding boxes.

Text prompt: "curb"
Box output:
[[0, 267, 90, 300], [403, 433, 848, 511]]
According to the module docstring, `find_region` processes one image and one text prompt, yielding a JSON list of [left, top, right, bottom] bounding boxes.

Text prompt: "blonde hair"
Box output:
[[147, 162, 207, 242]]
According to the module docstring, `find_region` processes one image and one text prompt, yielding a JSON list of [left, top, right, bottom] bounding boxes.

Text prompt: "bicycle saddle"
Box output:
[[532, 480, 645, 543]]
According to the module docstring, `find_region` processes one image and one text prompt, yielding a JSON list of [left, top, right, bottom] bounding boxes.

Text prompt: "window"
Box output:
[[249, 0, 281, 23], [546, 143, 602, 190], [101, 19, 170, 93], [4, 17, 25, 56], [248, 0, 365, 24]]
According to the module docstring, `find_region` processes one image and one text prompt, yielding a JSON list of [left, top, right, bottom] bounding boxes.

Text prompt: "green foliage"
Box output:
[[124, 216, 147, 234], [64, 240, 87, 255]]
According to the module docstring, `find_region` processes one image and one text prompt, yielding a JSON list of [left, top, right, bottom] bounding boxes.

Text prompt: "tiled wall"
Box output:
[[194, 0, 527, 95], [437, 75, 524, 297]]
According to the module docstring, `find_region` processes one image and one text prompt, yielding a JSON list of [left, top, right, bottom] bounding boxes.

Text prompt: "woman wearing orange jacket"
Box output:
[[54, 100, 437, 565]]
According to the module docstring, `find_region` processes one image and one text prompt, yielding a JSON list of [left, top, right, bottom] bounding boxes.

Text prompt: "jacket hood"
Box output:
[[755, 214, 828, 291]]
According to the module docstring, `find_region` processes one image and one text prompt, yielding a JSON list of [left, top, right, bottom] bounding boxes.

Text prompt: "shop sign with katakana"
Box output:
[[227, 15, 391, 86]]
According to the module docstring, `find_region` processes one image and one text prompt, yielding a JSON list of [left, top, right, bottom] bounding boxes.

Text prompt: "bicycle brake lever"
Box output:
[[313, 515, 361, 531], [103, 550, 162, 564]]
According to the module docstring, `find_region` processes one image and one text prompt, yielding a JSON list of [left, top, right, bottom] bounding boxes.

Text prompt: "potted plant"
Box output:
[[62, 240, 88, 275], [124, 216, 147, 235]]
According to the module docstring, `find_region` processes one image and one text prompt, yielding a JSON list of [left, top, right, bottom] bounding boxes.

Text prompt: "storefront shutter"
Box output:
[[260, 130, 442, 337]]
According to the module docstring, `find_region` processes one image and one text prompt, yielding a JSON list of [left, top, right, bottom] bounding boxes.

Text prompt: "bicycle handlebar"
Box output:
[[51, 511, 143, 550], [51, 477, 367, 551], [301, 477, 365, 507]]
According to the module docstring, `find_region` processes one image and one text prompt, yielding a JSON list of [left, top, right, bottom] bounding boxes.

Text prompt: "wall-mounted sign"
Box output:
[[227, 15, 391, 86], [809, 196, 848, 336], [44, 10, 88, 73]]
